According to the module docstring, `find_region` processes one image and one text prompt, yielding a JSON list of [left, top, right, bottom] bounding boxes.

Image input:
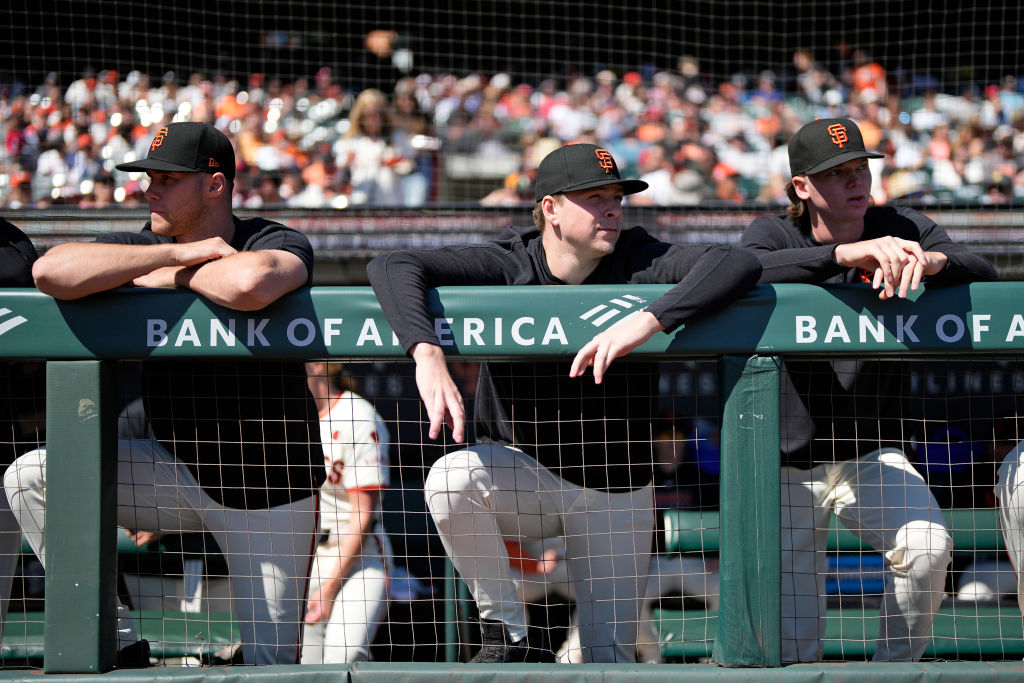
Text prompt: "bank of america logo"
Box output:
[[579, 295, 648, 328], [0, 308, 27, 337]]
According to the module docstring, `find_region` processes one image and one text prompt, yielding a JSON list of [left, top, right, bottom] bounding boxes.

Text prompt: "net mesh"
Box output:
[[2, 3, 1023, 206], [2, 0, 1024, 670]]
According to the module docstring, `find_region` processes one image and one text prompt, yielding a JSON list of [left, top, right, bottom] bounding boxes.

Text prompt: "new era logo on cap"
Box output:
[[787, 117, 883, 176], [117, 122, 236, 181], [534, 143, 648, 201]]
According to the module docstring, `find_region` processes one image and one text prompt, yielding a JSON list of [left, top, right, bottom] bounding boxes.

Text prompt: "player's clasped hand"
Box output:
[[834, 235, 931, 300]]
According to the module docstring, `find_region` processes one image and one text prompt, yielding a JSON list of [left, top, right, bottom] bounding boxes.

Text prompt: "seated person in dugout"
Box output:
[[367, 142, 761, 663], [741, 117, 998, 662], [5, 122, 323, 667]]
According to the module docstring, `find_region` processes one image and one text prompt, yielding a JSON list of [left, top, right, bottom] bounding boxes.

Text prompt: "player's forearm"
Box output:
[[754, 245, 845, 283], [178, 250, 306, 311], [648, 246, 761, 331], [32, 242, 182, 299], [326, 509, 377, 582]]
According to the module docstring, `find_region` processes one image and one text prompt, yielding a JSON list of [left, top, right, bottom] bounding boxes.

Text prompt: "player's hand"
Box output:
[[833, 236, 928, 299], [411, 343, 466, 442], [876, 249, 950, 300], [304, 584, 339, 624], [570, 311, 664, 384], [124, 529, 163, 547], [132, 266, 187, 289], [173, 237, 238, 267], [535, 549, 561, 575]]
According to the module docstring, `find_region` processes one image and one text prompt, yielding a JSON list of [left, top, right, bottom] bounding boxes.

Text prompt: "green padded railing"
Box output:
[[664, 507, 1005, 554], [2, 282, 1023, 672]]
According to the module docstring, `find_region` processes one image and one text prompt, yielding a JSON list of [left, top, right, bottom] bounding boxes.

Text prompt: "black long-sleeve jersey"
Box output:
[[743, 206, 999, 469], [369, 225, 761, 491]]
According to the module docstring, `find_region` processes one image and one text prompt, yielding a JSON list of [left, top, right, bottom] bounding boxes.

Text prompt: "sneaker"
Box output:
[[115, 639, 152, 668], [469, 620, 555, 663]]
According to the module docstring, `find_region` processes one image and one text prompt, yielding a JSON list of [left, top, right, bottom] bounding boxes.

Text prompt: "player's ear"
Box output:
[[541, 195, 560, 227], [206, 172, 229, 199], [791, 174, 811, 201]]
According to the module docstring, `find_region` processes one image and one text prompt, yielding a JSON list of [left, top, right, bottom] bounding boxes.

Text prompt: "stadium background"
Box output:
[[3, 0, 1024, 671]]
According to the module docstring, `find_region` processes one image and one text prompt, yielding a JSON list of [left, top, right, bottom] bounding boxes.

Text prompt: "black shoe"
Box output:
[[115, 639, 152, 668], [469, 620, 555, 663]]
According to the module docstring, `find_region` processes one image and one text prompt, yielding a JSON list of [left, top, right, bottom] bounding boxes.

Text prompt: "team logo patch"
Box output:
[[827, 123, 848, 149], [594, 149, 615, 174], [150, 127, 169, 152]]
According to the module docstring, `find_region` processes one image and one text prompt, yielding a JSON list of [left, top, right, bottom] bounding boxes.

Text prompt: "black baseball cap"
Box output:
[[116, 122, 235, 182], [534, 143, 648, 202], [788, 118, 883, 176]]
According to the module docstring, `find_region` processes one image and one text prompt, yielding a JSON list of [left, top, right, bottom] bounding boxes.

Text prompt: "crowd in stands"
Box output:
[[3, 47, 1024, 210]]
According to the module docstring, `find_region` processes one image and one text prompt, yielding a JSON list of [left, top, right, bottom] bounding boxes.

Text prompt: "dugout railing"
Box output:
[[1, 283, 1023, 680]]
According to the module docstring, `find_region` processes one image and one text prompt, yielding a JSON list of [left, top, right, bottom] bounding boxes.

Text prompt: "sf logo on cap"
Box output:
[[594, 149, 615, 174], [827, 123, 848, 149], [150, 127, 169, 152]]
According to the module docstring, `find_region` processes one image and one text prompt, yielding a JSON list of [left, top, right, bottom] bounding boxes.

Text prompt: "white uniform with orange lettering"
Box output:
[[300, 391, 392, 664]]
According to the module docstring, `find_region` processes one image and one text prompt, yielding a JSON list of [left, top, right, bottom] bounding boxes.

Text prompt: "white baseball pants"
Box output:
[[424, 443, 653, 663], [4, 438, 318, 666], [781, 448, 952, 663], [299, 534, 390, 664], [995, 441, 1024, 613]]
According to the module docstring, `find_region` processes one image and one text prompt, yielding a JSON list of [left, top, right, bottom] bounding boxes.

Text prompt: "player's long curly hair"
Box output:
[[784, 180, 811, 232]]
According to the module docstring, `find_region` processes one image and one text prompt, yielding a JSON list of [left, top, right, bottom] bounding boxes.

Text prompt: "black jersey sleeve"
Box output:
[[367, 242, 520, 353], [638, 244, 762, 332], [741, 214, 845, 284], [897, 208, 999, 283]]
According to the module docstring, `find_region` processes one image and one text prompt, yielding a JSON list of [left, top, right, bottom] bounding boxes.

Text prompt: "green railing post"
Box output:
[[444, 558, 458, 662], [712, 354, 781, 667], [43, 361, 118, 673]]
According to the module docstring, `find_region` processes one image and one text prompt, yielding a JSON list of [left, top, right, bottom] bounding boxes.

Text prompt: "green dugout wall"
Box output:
[[1, 282, 1023, 678]]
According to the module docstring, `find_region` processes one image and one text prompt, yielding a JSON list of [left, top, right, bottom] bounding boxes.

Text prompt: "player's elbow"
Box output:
[[32, 256, 83, 299], [225, 261, 302, 311]]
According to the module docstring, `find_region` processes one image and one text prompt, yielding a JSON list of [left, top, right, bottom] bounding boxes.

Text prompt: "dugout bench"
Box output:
[[0, 529, 238, 666], [656, 507, 1024, 661]]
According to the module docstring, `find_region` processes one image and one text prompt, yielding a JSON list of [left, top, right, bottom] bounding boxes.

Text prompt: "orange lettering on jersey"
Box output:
[[208, 157, 220, 169], [827, 123, 848, 149], [594, 149, 615, 174], [150, 127, 169, 151], [370, 431, 378, 442]]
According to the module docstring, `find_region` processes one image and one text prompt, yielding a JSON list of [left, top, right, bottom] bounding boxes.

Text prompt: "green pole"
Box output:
[[43, 361, 118, 673], [444, 558, 458, 662], [712, 355, 781, 667]]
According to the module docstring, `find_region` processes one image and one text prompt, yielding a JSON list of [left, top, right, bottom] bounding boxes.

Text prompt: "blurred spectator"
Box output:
[[78, 173, 116, 209], [4, 54, 1024, 208], [333, 89, 402, 205], [390, 78, 439, 205], [480, 136, 559, 206], [2, 174, 34, 209], [244, 172, 286, 208], [630, 145, 677, 206]]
